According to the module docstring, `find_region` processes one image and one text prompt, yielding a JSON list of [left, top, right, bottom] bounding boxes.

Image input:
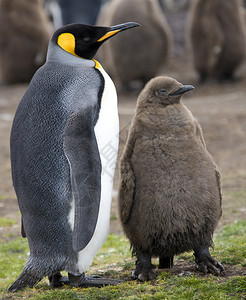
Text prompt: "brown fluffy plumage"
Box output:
[[118, 76, 224, 281], [0, 0, 51, 84], [188, 0, 246, 82], [96, 0, 172, 90]]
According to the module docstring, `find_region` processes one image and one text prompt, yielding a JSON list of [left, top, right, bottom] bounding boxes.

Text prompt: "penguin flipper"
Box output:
[[63, 112, 102, 252], [194, 119, 206, 148], [118, 127, 136, 224]]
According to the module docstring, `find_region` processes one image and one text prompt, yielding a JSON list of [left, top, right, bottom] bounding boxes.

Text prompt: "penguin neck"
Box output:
[[46, 42, 96, 68]]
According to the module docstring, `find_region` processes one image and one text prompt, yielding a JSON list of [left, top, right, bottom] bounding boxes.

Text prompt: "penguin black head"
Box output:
[[51, 22, 140, 60], [139, 76, 194, 106]]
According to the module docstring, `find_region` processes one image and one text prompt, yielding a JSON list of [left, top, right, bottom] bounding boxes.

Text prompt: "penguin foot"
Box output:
[[49, 272, 69, 287], [131, 252, 156, 281], [131, 267, 156, 281], [8, 271, 41, 292], [159, 256, 174, 269], [68, 273, 122, 287], [194, 247, 224, 275]]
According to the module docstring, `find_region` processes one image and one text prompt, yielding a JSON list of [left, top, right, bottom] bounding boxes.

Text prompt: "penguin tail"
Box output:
[[8, 271, 41, 292]]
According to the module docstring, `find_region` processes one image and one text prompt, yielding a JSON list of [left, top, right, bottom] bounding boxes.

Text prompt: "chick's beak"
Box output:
[[170, 85, 194, 96], [97, 22, 140, 42]]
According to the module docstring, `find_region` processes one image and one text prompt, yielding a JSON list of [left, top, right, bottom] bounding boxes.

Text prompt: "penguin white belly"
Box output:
[[75, 67, 119, 273]]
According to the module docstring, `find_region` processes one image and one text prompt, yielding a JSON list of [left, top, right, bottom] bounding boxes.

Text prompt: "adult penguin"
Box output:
[[189, 0, 246, 82], [8, 22, 139, 292], [118, 76, 224, 281]]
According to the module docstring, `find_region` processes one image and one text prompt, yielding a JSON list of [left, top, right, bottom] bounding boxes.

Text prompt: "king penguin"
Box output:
[[0, 0, 51, 84], [118, 76, 224, 281], [8, 22, 139, 292], [188, 0, 246, 82]]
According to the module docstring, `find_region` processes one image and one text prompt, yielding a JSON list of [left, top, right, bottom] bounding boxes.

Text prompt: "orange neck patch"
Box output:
[[93, 59, 102, 69]]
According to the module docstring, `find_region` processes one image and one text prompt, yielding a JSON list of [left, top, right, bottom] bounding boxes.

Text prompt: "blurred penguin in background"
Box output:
[[159, 0, 190, 12], [96, 0, 172, 91], [189, 0, 246, 82], [44, 0, 63, 29], [158, 0, 191, 60], [0, 0, 51, 84], [45, 0, 102, 28]]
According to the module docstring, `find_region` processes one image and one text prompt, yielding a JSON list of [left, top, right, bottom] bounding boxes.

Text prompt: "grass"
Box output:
[[215, 220, 246, 266], [0, 221, 245, 299], [222, 189, 246, 218], [0, 217, 16, 227]]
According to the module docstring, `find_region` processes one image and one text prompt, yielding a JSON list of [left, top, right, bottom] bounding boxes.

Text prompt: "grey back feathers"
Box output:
[[0, 0, 51, 84], [118, 76, 222, 274], [11, 61, 103, 248], [96, 0, 172, 89], [188, 0, 246, 82]]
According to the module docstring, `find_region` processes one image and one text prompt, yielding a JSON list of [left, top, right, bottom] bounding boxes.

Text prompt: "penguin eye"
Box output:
[[158, 89, 167, 95], [83, 37, 91, 42]]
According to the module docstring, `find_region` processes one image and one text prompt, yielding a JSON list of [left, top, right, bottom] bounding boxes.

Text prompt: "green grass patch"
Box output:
[[110, 214, 118, 221], [0, 237, 29, 280], [214, 220, 246, 266], [0, 217, 16, 227], [0, 221, 245, 299]]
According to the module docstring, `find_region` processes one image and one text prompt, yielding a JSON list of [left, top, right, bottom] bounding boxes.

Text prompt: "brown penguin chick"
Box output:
[[188, 0, 246, 82], [0, 0, 51, 84], [96, 0, 172, 90], [118, 76, 224, 281]]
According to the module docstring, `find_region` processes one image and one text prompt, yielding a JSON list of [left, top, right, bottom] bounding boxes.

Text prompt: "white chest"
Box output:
[[76, 65, 119, 273], [94, 66, 119, 178]]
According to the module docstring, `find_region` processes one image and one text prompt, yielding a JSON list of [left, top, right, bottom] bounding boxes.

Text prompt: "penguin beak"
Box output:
[[97, 22, 140, 42], [170, 85, 194, 96]]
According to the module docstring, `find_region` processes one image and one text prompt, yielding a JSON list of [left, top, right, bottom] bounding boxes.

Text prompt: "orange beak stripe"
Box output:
[[97, 30, 121, 42]]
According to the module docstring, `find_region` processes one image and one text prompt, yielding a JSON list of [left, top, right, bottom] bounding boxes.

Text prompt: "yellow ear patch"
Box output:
[[57, 33, 77, 56], [97, 30, 120, 42]]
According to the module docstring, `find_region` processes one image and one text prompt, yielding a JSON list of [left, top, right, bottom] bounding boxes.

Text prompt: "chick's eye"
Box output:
[[158, 89, 167, 95]]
